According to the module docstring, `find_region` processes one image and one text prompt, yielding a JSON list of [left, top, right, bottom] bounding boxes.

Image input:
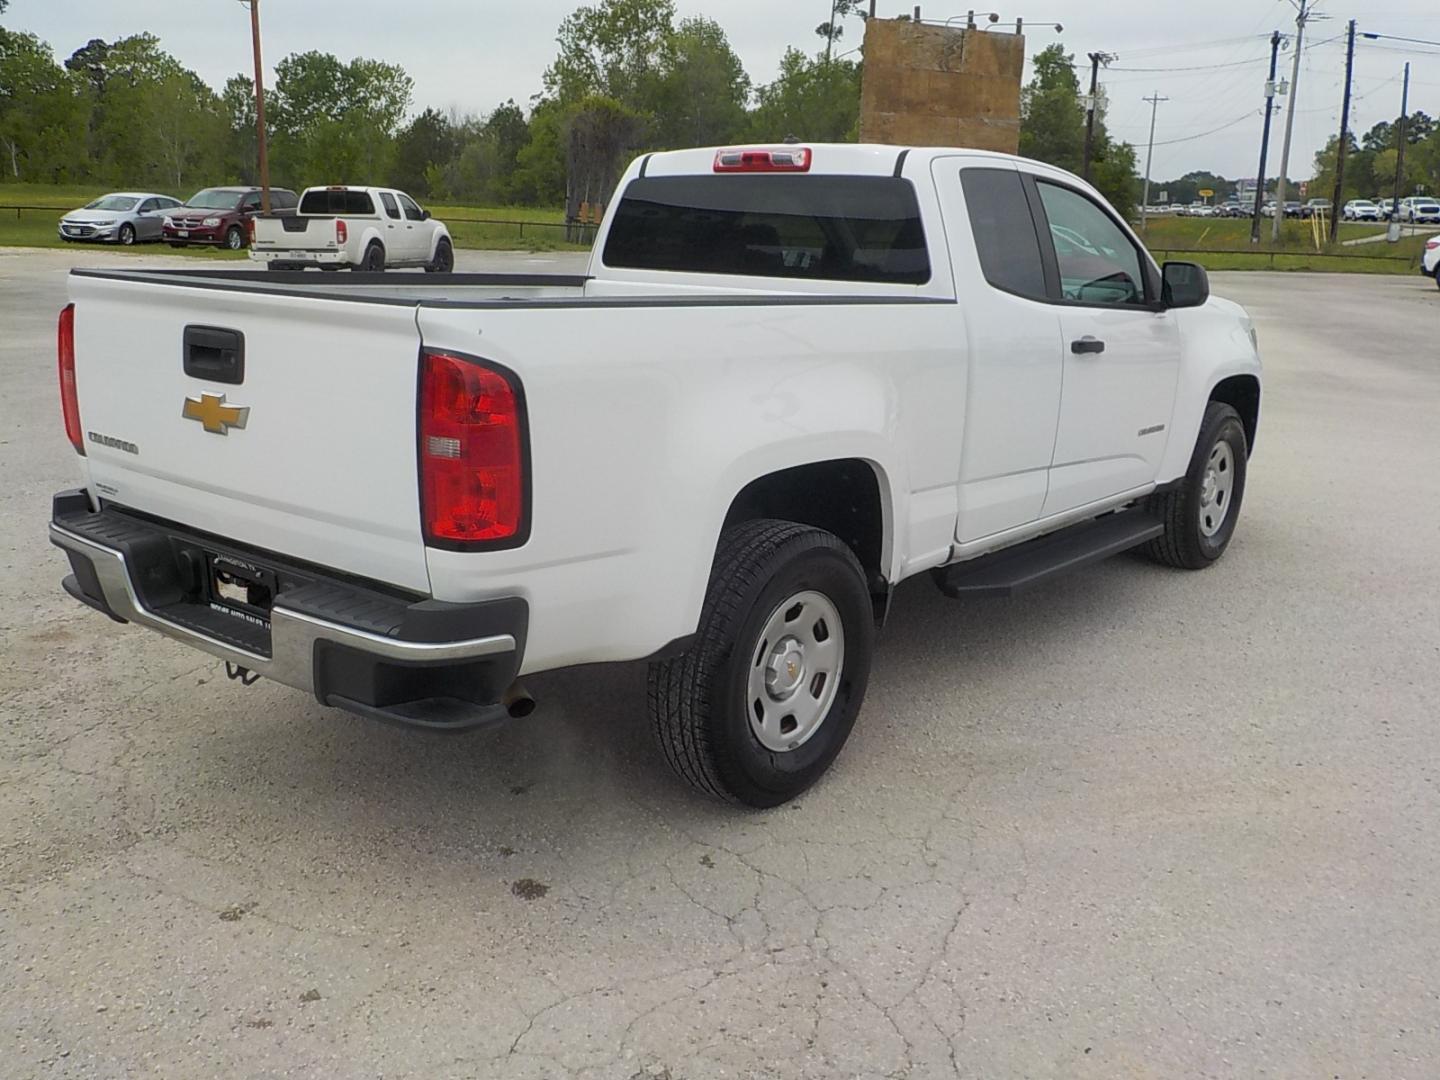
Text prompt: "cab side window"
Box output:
[[1034, 182, 1146, 306], [398, 193, 424, 222], [380, 192, 401, 220], [240, 192, 262, 213], [960, 168, 1048, 301]]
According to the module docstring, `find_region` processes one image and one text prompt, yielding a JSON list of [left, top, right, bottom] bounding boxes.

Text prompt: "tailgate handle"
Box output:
[[184, 326, 245, 385]]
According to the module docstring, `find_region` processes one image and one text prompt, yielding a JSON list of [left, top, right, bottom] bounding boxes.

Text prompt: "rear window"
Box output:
[[300, 189, 375, 216], [603, 175, 930, 285]]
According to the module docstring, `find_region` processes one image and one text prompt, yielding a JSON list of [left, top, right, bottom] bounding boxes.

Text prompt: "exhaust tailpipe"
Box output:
[[504, 682, 536, 719]]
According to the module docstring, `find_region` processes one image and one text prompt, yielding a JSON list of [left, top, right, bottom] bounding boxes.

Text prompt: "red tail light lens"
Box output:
[[419, 351, 526, 546], [714, 147, 812, 172], [336, 219, 348, 245], [58, 303, 84, 455]]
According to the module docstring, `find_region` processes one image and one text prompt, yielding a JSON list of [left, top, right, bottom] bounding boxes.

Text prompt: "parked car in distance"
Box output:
[[162, 186, 298, 250], [1299, 199, 1332, 220], [1283, 201, 1304, 218], [58, 193, 182, 245], [1421, 235, 1439, 288], [1342, 199, 1380, 222], [1377, 198, 1396, 220], [249, 185, 453, 272], [1403, 197, 1440, 225]]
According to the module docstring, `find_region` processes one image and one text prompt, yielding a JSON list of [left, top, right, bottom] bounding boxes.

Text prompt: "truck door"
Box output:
[[1027, 178, 1181, 517], [378, 190, 403, 255], [939, 162, 1065, 544], [396, 192, 427, 261]]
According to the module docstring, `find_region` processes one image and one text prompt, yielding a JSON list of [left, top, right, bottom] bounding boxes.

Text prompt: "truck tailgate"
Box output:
[[68, 273, 431, 592], [251, 214, 334, 251]]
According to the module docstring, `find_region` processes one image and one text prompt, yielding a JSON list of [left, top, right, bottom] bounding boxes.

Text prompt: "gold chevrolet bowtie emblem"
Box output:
[[182, 392, 249, 435]]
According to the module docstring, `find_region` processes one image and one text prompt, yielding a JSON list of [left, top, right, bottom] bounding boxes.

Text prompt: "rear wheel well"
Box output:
[[1209, 375, 1259, 455], [723, 460, 888, 594]]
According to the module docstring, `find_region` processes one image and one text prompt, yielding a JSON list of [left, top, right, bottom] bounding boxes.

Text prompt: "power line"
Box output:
[[1147, 111, 1261, 147]]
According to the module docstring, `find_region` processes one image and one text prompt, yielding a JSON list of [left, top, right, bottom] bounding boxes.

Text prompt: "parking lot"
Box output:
[[3, 248, 1439, 1079]]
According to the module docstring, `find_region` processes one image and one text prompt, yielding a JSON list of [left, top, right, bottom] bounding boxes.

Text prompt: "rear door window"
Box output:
[[379, 192, 400, 219], [602, 175, 930, 284], [959, 168, 1048, 300]]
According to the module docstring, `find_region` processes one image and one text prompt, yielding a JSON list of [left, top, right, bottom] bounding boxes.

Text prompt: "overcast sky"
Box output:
[[8, 0, 1440, 183]]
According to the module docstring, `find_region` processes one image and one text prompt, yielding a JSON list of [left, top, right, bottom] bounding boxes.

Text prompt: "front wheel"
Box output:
[[648, 520, 874, 808], [224, 226, 245, 251], [425, 237, 454, 273], [1143, 402, 1249, 569], [118, 223, 136, 246]]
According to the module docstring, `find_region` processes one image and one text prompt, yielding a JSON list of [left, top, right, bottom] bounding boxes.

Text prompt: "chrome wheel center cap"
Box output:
[[1201, 469, 1218, 506], [765, 638, 806, 699]]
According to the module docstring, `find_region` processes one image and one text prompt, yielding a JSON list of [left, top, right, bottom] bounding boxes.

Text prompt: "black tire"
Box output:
[[648, 519, 874, 808], [1143, 402, 1248, 570], [118, 223, 136, 246], [1432, 265, 1440, 292], [361, 242, 385, 272], [425, 237, 454, 273], [224, 226, 245, 250]]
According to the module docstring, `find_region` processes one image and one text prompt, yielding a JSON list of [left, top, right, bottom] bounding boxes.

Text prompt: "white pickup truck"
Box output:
[[51, 143, 1261, 807], [248, 185, 454, 272]]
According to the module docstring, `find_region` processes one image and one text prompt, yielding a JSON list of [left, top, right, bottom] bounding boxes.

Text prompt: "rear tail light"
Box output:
[[714, 147, 812, 173], [58, 303, 83, 455], [336, 219, 348, 244], [418, 351, 527, 546], [1427, 239, 1439, 250]]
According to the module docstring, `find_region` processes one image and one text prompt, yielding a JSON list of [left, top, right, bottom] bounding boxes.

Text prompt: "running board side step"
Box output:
[[932, 512, 1164, 598]]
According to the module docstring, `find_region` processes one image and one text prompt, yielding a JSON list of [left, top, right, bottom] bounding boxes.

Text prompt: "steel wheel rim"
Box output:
[[746, 589, 844, 753], [119, 226, 134, 245], [227, 230, 242, 250], [1198, 439, 1235, 538]]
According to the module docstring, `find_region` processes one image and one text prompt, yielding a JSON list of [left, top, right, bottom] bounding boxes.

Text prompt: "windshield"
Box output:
[[186, 189, 242, 210], [83, 196, 138, 212]]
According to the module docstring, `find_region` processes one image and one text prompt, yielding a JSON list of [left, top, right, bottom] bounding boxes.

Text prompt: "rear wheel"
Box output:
[[117, 224, 136, 246], [426, 237, 454, 274], [648, 519, 874, 808], [224, 226, 245, 251], [361, 242, 385, 272], [1143, 402, 1248, 570]]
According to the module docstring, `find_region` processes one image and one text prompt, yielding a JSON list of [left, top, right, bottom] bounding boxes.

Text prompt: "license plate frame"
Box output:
[[206, 552, 278, 627], [177, 229, 189, 237]]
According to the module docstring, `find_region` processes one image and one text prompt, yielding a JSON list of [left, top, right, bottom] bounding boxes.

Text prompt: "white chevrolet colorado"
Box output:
[[50, 144, 1261, 806], [248, 185, 453, 272]]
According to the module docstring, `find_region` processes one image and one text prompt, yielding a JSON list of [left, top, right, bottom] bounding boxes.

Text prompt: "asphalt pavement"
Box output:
[[3, 246, 1439, 1079]]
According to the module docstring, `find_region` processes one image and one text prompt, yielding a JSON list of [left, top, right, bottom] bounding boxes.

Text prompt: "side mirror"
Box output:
[[1162, 261, 1209, 309], [422, 208, 431, 221]]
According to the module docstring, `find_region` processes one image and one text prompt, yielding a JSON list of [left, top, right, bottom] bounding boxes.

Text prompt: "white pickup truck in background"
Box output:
[[248, 185, 453, 272], [51, 143, 1261, 807]]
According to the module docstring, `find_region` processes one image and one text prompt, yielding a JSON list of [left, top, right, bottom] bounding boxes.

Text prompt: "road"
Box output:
[[3, 249, 1439, 1079]]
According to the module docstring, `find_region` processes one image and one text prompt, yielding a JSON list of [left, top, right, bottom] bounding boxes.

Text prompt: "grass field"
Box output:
[[0, 183, 583, 255], [1135, 215, 1432, 274]]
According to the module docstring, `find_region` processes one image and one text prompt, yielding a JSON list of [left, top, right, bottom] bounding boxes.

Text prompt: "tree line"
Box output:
[[1, 0, 1144, 217]]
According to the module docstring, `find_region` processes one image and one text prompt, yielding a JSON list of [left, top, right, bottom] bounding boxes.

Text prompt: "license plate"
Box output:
[[177, 230, 189, 237], [207, 553, 277, 626]]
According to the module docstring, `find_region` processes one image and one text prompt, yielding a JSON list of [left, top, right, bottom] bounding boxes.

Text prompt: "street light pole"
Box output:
[[1251, 31, 1282, 244], [241, 0, 271, 214]]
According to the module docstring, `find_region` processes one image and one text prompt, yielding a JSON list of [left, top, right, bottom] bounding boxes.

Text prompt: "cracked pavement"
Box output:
[[4, 250, 1440, 1078]]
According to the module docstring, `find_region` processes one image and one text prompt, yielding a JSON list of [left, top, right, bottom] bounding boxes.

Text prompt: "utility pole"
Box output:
[[1391, 62, 1411, 239], [1251, 31, 1283, 244], [1082, 52, 1114, 181], [1272, 0, 1313, 243], [1328, 18, 1357, 242], [1140, 93, 1167, 232], [240, 0, 271, 214]]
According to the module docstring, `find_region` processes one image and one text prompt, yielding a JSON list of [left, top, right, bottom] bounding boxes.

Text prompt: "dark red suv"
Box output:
[[162, 186, 298, 250]]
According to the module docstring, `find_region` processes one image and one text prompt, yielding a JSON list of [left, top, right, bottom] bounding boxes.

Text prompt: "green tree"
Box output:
[[270, 51, 412, 185], [0, 28, 86, 181], [649, 17, 749, 148], [391, 107, 457, 197], [747, 48, 860, 143], [1019, 45, 1139, 217], [815, 0, 868, 61], [543, 0, 676, 109]]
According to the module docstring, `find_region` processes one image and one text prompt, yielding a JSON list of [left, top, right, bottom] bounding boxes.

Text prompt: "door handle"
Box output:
[[1071, 336, 1106, 355]]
